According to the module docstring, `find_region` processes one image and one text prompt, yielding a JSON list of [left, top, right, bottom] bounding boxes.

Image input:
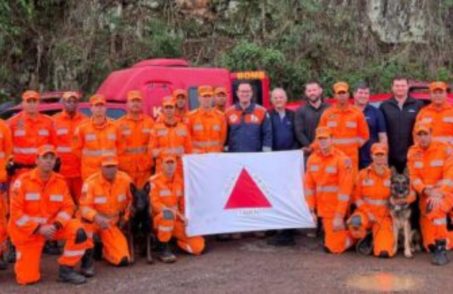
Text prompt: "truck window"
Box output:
[[188, 87, 200, 110], [232, 80, 264, 106]]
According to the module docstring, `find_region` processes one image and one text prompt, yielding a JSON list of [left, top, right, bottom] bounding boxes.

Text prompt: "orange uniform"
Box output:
[[407, 141, 453, 249], [149, 172, 205, 255], [304, 146, 354, 254], [186, 108, 227, 153], [115, 114, 154, 188], [8, 112, 55, 166], [73, 119, 120, 180], [0, 119, 12, 258], [156, 109, 188, 125], [318, 105, 369, 173], [349, 166, 407, 257], [52, 111, 88, 202], [8, 169, 92, 285], [79, 171, 132, 265], [149, 122, 192, 174], [416, 103, 453, 145]]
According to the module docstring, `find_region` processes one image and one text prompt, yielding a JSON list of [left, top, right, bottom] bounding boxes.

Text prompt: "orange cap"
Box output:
[[22, 90, 40, 101], [37, 145, 56, 157], [333, 82, 349, 94], [214, 87, 227, 96], [173, 89, 188, 99], [414, 122, 431, 134], [429, 81, 447, 92], [315, 127, 331, 139], [198, 85, 214, 97], [371, 143, 388, 155], [62, 91, 81, 100], [101, 154, 119, 166], [90, 94, 106, 105], [162, 96, 176, 107], [127, 90, 143, 101]]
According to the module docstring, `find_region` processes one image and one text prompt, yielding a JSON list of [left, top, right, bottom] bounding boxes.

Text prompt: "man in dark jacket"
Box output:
[[379, 77, 424, 173]]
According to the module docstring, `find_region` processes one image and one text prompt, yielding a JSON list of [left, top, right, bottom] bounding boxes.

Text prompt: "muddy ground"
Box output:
[[0, 233, 451, 293]]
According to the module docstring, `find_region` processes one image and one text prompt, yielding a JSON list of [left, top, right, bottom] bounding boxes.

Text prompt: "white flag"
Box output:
[[183, 150, 315, 236]]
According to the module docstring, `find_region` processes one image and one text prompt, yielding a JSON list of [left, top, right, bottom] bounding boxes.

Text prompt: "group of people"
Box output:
[[0, 76, 451, 286]]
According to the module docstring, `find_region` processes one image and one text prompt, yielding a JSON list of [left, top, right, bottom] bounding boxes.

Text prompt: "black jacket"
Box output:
[[294, 102, 329, 147], [379, 97, 424, 167]]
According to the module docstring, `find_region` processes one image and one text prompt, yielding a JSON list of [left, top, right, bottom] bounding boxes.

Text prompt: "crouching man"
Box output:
[[79, 155, 133, 269], [304, 127, 354, 253], [149, 154, 205, 263], [8, 145, 93, 285]]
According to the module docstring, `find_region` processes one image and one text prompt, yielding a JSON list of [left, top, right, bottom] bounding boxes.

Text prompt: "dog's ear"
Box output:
[[143, 182, 151, 194], [403, 167, 409, 177], [130, 183, 137, 195], [390, 166, 398, 176]]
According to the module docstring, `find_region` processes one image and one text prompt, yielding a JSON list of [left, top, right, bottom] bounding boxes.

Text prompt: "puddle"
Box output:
[[346, 272, 422, 292]]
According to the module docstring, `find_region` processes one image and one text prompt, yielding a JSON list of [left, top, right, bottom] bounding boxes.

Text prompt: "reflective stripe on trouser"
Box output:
[[348, 210, 395, 257], [153, 212, 205, 255], [420, 198, 449, 250], [84, 223, 130, 265], [322, 218, 354, 254], [13, 219, 92, 285]]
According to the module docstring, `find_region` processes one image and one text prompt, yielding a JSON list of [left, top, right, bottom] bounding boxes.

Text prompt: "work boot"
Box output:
[[0, 254, 7, 270], [267, 230, 296, 247], [44, 241, 61, 255], [431, 240, 449, 266], [59, 265, 87, 284], [158, 243, 176, 263], [355, 232, 373, 256], [80, 249, 95, 278]]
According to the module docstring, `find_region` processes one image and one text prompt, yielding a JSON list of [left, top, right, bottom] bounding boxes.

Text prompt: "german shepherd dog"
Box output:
[[126, 183, 153, 264], [389, 167, 419, 258]]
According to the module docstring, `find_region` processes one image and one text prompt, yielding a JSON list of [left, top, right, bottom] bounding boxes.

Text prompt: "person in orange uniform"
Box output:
[[304, 127, 354, 254], [149, 154, 205, 263], [407, 122, 453, 265], [318, 82, 369, 175], [73, 94, 120, 180], [8, 90, 56, 179], [79, 155, 133, 267], [187, 85, 227, 154], [0, 118, 12, 268], [115, 90, 154, 188], [8, 145, 93, 285], [214, 87, 228, 112], [52, 91, 88, 203], [416, 81, 453, 145], [149, 96, 192, 175], [348, 143, 413, 258], [156, 89, 189, 124]]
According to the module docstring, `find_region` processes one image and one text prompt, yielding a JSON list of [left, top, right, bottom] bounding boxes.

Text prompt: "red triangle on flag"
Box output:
[[224, 168, 272, 209]]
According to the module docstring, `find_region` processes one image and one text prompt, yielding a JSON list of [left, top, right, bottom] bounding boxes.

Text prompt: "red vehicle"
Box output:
[[96, 59, 271, 118]]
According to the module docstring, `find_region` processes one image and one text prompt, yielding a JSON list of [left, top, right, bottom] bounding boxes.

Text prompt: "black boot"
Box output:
[[80, 249, 95, 278], [431, 239, 449, 266], [158, 242, 176, 263], [44, 241, 61, 255], [355, 232, 373, 256], [0, 254, 7, 270], [59, 265, 87, 284]]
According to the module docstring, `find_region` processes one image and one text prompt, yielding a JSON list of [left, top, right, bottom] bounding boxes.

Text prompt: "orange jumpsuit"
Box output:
[[416, 103, 453, 145], [349, 166, 409, 256], [0, 120, 12, 255], [149, 122, 192, 174], [305, 147, 354, 254], [149, 173, 205, 255], [407, 142, 453, 249], [186, 108, 227, 153], [8, 111, 56, 175], [52, 111, 88, 202], [7, 169, 92, 285], [79, 171, 132, 265], [73, 119, 120, 180], [318, 105, 369, 174], [115, 114, 154, 188]]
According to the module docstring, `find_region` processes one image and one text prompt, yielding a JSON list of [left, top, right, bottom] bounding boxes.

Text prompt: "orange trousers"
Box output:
[[65, 177, 83, 204], [322, 218, 354, 254], [154, 211, 205, 255], [0, 190, 7, 256], [348, 211, 395, 257], [11, 219, 92, 285], [85, 223, 130, 265], [419, 196, 451, 250]]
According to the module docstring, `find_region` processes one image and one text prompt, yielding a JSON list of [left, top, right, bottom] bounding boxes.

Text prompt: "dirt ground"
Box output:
[[0, 233, 452, 293]]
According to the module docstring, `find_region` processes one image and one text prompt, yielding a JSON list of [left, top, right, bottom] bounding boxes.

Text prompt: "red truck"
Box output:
[[96, 58, 271, 118]]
